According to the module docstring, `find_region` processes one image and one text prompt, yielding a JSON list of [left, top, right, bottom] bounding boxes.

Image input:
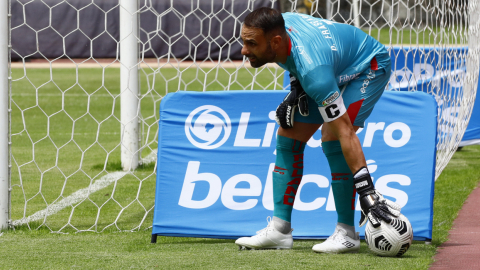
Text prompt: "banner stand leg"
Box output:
[[151, 234, 157, 244]]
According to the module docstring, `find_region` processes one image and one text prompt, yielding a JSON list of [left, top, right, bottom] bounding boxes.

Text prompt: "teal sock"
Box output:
[[322, 140, 355, 227], [272, 135, 306, 222]]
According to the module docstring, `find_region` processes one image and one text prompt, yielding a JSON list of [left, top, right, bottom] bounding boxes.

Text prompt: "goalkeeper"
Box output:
[[235, 7, 401, 253]]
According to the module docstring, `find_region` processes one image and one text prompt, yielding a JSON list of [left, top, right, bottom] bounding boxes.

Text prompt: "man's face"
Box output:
[[240, 25, 276, 68]]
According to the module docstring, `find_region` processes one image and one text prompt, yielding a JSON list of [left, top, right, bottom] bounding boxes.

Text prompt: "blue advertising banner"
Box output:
[[153, 90, 437, 241], [461, 99, 480, 146], [387, 46, 480, 146], [387, 47, 467, 92]]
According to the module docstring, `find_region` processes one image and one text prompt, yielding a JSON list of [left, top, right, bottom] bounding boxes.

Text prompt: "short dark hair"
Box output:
[[243, 7, 286, 36]]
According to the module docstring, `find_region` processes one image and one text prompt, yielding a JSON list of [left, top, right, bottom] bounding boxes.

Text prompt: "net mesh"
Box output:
[[8, 0, 478, 232]]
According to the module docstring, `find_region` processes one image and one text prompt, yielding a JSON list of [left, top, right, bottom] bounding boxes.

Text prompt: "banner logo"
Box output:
[[389, 64, 465, 90], [185, 105, 231, 149]]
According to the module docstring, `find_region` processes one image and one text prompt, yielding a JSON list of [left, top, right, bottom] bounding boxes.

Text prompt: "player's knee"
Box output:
[[321, 131, 338, 142], [278, 122, 320, 143], [322, 120, 358, 142], [321, 125, 338, 142]]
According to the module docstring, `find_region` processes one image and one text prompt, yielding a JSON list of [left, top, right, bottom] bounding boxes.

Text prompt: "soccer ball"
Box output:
[[364, 213, 413, 257]]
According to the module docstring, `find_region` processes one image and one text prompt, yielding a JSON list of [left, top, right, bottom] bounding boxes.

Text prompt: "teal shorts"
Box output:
[[294, 60, 391, 128]]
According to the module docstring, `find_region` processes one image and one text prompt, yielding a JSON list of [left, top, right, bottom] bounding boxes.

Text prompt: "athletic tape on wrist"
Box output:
[[353, 166, 374, 195]]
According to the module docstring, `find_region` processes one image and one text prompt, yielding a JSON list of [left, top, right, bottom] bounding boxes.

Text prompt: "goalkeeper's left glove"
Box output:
[[275, 75, 309, 129], [354, 167, 402, 228]]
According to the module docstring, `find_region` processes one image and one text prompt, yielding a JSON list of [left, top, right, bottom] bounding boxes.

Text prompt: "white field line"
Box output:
[[12, 150, 158, 226], [12, 172, 127, 226]]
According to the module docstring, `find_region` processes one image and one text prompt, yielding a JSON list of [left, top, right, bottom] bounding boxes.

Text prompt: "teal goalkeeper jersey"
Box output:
[[277, 13, 389, 105]]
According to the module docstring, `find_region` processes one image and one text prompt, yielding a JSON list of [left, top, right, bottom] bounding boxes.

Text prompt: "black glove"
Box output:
[[354, 167, 401, 228], [275, 75, 309, 129]]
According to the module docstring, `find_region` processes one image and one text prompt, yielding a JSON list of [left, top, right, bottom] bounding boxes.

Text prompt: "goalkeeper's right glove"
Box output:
[[354, 167, 402, 228], [275, 75, 309, 129]]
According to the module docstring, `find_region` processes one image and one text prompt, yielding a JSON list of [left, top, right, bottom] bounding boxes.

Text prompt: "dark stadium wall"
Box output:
[[10, 0, 278, 61]]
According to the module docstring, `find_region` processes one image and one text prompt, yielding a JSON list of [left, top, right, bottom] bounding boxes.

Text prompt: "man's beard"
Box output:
[[248, 46, 276, 68]]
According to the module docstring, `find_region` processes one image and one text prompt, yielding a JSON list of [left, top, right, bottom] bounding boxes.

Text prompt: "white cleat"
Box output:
[[235, 218, 293, 250], [312, 228, 360, 254]]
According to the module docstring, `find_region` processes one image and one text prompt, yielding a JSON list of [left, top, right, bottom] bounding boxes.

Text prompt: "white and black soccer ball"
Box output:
[[365, 213, 413, 257]]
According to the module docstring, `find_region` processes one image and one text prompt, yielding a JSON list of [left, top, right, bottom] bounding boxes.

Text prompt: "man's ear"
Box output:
[[270, 35, 283, 50]]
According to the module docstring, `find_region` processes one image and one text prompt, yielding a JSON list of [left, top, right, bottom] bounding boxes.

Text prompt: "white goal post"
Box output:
[[120, 0, 140, 171], [0, 0, 10, 230], [1, 0, 478, 232]]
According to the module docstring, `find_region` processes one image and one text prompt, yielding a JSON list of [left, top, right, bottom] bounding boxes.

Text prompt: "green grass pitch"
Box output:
[[8, 67, 283, 232], [2, 65, 479, 269]]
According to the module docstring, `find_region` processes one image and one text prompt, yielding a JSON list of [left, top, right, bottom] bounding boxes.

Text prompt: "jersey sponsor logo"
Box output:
[[185, 105, 231, 149], [287, 26, 298, 33], [322, 92, 339, 106], [296, 46, 313, 64], [339, 73, 360, 84], [360, 69, 376, 93]]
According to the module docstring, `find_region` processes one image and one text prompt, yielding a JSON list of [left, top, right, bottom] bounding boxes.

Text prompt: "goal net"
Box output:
[[4, 0, 478, 232]]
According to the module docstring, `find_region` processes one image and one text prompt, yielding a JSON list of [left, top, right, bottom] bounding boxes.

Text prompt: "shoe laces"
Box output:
[[255, 216, 274, 236], [325, 228, 347, 244]]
